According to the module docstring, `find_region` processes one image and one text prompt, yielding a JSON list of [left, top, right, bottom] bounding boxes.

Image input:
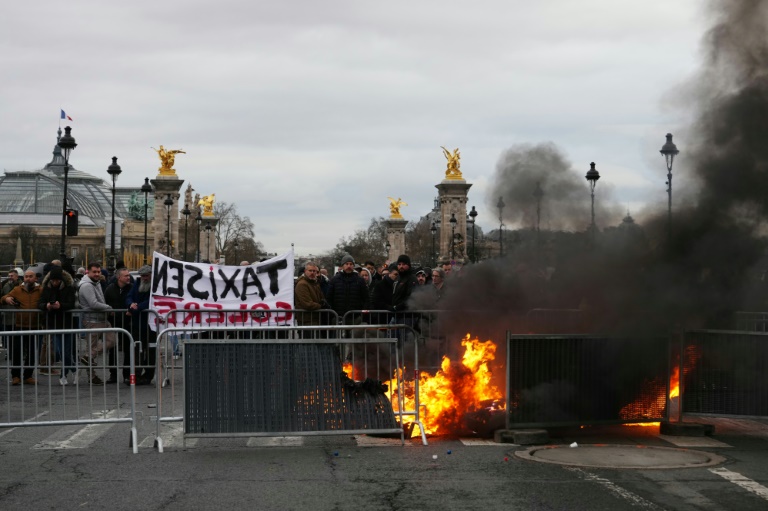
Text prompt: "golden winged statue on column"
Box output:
[[387, 197, 407, 219], [152, 145, 186, 176], [441, 146, 462, 180]]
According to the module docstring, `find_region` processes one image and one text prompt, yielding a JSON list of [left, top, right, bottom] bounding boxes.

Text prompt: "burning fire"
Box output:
[[619, 345, 698, 426], [385, 334, 505, 437]]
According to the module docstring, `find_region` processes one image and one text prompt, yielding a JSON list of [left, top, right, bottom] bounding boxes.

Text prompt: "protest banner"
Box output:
[[149, 250, 294, 330]]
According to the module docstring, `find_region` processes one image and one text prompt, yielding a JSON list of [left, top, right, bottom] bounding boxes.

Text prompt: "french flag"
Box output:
[[60, 109, 73, 121]]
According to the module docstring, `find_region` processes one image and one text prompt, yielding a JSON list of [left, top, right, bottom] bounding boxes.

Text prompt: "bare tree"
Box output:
[[213, 201, 263, 263]]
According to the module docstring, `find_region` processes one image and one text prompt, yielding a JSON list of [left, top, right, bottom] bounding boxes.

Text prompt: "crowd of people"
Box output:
[[1, 252, 459, 386], [1, 260, 156, 387]]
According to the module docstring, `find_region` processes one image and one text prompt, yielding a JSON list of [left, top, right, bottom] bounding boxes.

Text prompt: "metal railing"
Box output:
[[0, 326, 140, 453]]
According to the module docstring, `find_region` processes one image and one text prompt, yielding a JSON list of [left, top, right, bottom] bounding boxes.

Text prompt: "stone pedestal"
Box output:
[[435, 179, 472, 263], [385, 218, 408, 262], [150, 175, 184, 259], [201, 216, 219, 263]]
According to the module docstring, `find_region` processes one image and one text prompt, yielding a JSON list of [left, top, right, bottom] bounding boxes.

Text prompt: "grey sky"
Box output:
[[1, 1, 705, 254]]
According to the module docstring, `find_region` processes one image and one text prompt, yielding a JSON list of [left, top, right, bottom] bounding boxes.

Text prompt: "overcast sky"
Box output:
[[1, 1, 707, 255]]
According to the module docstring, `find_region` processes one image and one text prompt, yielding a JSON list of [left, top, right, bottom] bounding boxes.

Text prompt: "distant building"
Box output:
[[0, 128, 155, 267]]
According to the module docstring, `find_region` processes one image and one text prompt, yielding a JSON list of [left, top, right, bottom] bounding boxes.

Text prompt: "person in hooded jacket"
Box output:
[[39, 266, 77, 385]]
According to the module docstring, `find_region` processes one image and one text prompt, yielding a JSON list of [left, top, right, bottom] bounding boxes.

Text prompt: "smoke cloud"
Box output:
[[417, 0, 768, 343]]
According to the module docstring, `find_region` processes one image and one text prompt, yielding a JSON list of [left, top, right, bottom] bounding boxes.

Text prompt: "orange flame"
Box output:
[[386, 334, 505, 437]]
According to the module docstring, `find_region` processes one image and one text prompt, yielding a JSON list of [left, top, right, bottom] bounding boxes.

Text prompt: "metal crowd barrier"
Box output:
[[682, 329, 768, 417], [505, 333, 670, 428], [149, 309, 425, 452], [0, 326, 140, 453], [732, 312, 768, 332]]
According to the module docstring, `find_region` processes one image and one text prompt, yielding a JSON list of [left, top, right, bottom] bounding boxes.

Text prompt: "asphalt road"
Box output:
[[2, 381, 768, 511]]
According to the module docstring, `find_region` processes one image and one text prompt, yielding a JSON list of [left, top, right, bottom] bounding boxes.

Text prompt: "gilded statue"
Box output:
[[198, 194, 216, 217], [441, 146, 463, 180], [152, 145, 186, 176], [387, 197, 407, 219]]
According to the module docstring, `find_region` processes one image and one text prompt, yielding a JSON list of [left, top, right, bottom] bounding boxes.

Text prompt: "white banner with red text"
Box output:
[[149, 250, 294, 331]]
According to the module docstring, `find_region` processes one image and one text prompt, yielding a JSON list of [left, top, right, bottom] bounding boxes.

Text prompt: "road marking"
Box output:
[[32, 410, 121, 450], [460, 438, 507, 446], [354, 435, 415, 447], [140, 423, 198, 449], [247, 436, 303, 447], [658, 435, 732, 448], [564, 467, 663, 510], [710, 467, 768, 501]]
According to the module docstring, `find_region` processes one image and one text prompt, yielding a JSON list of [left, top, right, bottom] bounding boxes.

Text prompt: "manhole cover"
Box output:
[[515, 444, 726, 469]]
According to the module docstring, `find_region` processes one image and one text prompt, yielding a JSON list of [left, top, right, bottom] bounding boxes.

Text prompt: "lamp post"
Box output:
[[164, 194, 173, 257], [58, 127, 77, 261], [468, 206, 477, 263], [106, 156, 122, 271], [449, 213, 457, 260], [195, 208, 202, 262], [430, 221, 437, 266], [496, 196, 505, 258], [585, 162, 600, 245], [181, 205, 191, 261], [205, 222, 213, 262], [141, 178, 152, 265], [660, 133, 680, 244], [234, 239, 240, 263]]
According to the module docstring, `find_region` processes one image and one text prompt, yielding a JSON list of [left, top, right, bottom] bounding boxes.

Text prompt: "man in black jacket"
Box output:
[[38, 267, 77, 385], [104, 268, 133, 384], [391, 254, 420, 344]]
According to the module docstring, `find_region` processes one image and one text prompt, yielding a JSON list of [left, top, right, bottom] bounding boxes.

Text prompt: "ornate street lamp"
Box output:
[[181, 204, 191, 261], [660, 133, 680, 244], [449, 213, 457, 260], [205, 221, 213, 262], [468, 206, 477, 263], [496, 196, 505, 257], [107, 156, 122, 271], [58, 127, 77, 260], [164, 194, 173, 257], [140, 178, 152, 265], [195, 208, 202, 262], [430, 221, 437, 267], [585, 162, 600, 245]]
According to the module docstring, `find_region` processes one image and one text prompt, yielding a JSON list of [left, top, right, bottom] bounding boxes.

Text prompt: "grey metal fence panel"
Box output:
[[506, 334, 669, 428], [733, 312, 768, 332], [683, 330, 768, 417]]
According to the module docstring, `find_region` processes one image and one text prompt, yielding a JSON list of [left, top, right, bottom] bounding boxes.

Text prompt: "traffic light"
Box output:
[[66, 209, 78, 236]]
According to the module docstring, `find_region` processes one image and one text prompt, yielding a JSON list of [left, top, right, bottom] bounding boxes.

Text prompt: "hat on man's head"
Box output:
[[416, 269, 427, 276], [138, 265, 152, 276], [76, 267, 86, 275], [396, 254, 411, 266], [48, 267, 63, 281], [14, 267, 23, 274], [341, 254, 355, 265]]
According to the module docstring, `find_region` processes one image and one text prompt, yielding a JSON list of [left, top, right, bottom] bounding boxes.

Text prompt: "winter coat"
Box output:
[[38, 270, 77, 329], [2, 283, 42, 329], [104, 281, 133, 330], [392, 267, 419, 312], [326, 271, 369, 318], [78, 274, 112, 323], [294, 276, 329, 326]]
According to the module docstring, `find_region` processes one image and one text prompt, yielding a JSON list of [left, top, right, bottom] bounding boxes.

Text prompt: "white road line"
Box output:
[[564, 467, 663, 510], [32, 410, 121, 450], [710, 467, 768, 501], [140, 423, 198, 449], [460, 438, 508, 446], [658, 435, 732, 448], [247, 436, 304, 447], [0, 411, 49, 438]]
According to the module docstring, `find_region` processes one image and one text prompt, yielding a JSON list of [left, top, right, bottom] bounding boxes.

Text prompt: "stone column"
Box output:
[[385, 218, 408, 262], [435, 179, 472, 263], [150, 175, 184, 259], [201, 217, 219, 263]]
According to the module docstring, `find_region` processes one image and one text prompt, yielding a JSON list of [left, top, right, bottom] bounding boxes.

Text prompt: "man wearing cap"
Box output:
[[39, 266, 77, 385], [327, 254, 369, 332], [391, 255, 420, 343], [2, 269, 42, 385], [78, 262, 115, 386], [127, 265, 155, 385]]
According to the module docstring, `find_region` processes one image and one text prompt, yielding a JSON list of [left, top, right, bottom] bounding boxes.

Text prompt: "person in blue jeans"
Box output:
[[38, 267, 77, 385]]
